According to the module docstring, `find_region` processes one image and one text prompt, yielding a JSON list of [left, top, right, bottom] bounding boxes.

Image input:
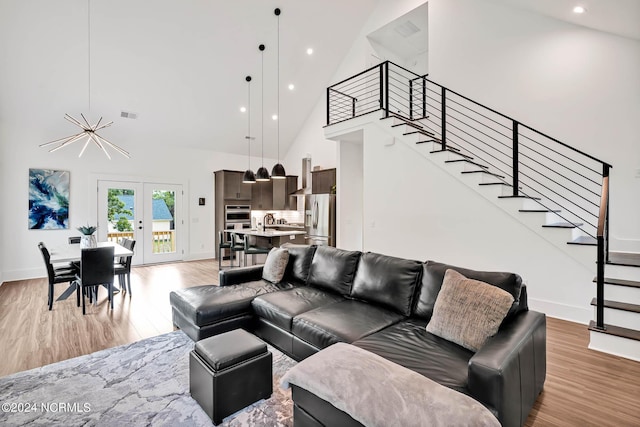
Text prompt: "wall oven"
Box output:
[[224, 205, 251, 239]]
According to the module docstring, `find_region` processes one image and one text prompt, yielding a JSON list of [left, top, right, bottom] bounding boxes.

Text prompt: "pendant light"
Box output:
[[40, 0, 129, 159], [271, 8, 286, 179], [256, 44, 271, 181], [242, 76, 256, 184]]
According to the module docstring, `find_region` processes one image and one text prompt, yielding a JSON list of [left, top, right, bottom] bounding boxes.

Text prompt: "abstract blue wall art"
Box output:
[[29, 169, 70, 230]]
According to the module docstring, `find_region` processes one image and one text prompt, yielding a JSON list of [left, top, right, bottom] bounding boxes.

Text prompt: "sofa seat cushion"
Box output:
[[350, 252, 423, 316], [170, 280, 292, 327], [352, 319, 473, 395], [292, 300, 404, 350], [252, 287, 344, 332]]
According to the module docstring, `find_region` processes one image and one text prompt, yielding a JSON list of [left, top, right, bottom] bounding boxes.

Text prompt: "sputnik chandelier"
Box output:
[[40, 0, 129, 159], [40, 114, 129, 159]]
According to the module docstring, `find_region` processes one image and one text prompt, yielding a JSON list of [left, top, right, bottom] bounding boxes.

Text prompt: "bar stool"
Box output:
[[218, 231, 232, 269], [229, 233, 245, 268]]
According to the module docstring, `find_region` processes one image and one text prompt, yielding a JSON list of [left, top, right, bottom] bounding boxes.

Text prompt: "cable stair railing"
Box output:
[[326, 60, 614, 331]]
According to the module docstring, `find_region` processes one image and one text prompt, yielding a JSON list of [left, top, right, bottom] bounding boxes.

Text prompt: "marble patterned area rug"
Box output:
[[0, 331, 296, 426]]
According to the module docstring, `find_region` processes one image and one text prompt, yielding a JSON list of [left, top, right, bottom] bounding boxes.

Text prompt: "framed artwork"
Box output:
[[28, 169, 70, 229]]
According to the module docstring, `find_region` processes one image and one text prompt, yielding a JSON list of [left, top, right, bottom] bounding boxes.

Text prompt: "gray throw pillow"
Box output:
[[426, 269, 514, 352], [262, 247, 290, 283]]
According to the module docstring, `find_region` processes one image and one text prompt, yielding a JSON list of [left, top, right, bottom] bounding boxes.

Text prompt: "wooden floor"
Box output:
[[1, 259, 639, 426]]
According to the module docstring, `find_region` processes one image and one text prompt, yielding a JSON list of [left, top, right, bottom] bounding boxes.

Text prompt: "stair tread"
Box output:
[[589, 320, 640, 341], [518, 209, 561, 213], [404, 130, 435, 137], [392, 122, 423, 130], [592, 277, 640, 288], [461, 170, 506, 178], [444, 159, 489, 169], [429, 141, 459, 151], [568, 236, 597, 246], [542, 222, 584, 228], [608, 252, 640, 268], [479, 182, 512, 187], [590, 298, 640, 313], [497, 195, 542, 200], [416, 138, 443, 145], [429, 149, 473, 159]]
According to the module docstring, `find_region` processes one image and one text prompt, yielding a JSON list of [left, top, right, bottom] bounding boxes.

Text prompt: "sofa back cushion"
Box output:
[[307, 246, 361, 296], [351, 252, 423, 316], [414, 260, 525, 321], [281, 243, 317, 284]]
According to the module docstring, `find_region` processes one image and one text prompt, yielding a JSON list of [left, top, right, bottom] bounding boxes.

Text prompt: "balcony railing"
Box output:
[[107, 231, 176, 254]]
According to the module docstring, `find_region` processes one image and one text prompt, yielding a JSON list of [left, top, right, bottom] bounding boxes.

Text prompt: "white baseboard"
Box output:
[[183, 251, 216, 262], [528, 297, 591, 325]]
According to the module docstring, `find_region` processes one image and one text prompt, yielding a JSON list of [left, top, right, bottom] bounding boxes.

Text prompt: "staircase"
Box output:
[[325, 61, 640, 361]]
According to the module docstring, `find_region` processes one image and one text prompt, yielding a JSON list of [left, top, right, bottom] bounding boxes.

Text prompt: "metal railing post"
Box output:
[[422, 77, 426, 119], [441, 87, 447, 150], [595, 164, 610, 330], [352, 97, 356, 119], [326, 87, 330, 125], [512, 121, 519, 196], [409, 79, 414, 120], [384, 62, 389, 118]]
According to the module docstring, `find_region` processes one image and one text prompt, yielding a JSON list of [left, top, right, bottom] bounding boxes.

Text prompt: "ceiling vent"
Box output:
[[120, 111, 138, 119], [394, 20, 420, 38]]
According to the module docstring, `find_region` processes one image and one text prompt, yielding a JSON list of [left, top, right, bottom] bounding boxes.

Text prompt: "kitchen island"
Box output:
[[231, 228, 306, 247]]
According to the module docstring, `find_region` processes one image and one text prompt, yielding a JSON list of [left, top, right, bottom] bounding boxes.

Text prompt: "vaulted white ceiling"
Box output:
[[0, 0, 377, 158]]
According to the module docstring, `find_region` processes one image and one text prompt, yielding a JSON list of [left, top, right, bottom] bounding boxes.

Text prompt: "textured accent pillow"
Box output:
[[426, 269, 514, 352], [262, 247, 290, 283]]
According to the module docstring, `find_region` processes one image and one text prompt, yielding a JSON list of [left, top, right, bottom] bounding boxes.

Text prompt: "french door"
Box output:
[[97, 180, 183, 265]]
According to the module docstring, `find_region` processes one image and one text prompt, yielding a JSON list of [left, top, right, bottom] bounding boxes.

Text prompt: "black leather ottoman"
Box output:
[[189, 328, 273, 425]]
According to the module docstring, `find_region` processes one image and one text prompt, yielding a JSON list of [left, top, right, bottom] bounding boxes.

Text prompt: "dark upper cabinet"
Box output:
[[252, 180, 273, 210], [272, 175, 298, 210], [219, 170, 251, 200], [311, 169, 336, 194]]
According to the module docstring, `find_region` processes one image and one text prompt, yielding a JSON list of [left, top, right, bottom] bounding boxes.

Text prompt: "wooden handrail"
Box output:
[[597, 175, 609, 237]]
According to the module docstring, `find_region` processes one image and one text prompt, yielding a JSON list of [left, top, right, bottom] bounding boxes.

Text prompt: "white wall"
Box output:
[[0, 127, 274, 281], [358, 120, 594, 322], [337, 136, 364, 250], [428, 0, 640, 250]]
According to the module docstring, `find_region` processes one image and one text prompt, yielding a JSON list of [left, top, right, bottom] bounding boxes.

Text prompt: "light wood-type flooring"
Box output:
[[0, 259, 639, 426]]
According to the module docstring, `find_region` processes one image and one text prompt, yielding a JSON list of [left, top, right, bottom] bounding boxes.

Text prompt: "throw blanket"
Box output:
[[281, 343, 500, 427]]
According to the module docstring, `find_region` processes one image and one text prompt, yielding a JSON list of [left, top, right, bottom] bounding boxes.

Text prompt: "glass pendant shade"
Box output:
[[256, 166, 270, 181], [243, 169, 256, 183], [271, 163, 286, 178]]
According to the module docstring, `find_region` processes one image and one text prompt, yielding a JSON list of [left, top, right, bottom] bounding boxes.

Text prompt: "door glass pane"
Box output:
[[107, 188, 135, 243], [151, 189, 176, 254]]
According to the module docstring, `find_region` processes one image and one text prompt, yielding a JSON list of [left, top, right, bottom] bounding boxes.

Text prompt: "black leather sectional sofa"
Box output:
[[170, 245, 546, 427]]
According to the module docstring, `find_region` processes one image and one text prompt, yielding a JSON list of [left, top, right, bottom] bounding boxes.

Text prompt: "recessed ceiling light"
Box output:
[[272, 114, 278, 120], [288, 83, 295, 91], [306, 48, 313, 55], [573, 5, 586, 14], [240, 106, 247, 113]]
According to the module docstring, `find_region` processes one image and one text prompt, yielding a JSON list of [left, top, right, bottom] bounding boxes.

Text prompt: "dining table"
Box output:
[[50, 241, 134, 301]]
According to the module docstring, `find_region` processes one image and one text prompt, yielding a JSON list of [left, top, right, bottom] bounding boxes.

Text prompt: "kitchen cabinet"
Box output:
[[311, 168, 336, 194], [252, 180, 273, 210], [217, 170, 251, 200], [272, 175, 298, 210]]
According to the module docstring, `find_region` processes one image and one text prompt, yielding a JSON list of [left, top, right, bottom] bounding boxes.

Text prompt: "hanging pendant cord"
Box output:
[[277, 12, 280, 163], [248, 79, 251, 168], [261, 48, 265, 167], [88, 0, 91, 111]]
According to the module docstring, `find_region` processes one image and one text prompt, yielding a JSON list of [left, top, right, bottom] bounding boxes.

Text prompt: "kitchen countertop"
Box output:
[[264, 224, 305, 229], [231, 229, 306, 237]]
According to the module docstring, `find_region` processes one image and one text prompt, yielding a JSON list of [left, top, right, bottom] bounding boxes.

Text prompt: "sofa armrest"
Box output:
[[219, 265, 264, 286], [468, 311, 546, 427]]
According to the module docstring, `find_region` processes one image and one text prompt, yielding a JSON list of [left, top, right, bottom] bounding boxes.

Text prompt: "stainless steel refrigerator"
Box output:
[[304, 194, 336, 247]]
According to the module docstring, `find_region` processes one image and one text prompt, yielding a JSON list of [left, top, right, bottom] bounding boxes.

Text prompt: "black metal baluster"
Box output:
[[384, 62, 389, 118], [409, 79, 414, 120], [512, 121, 519, 196], [441, 87, 447, 150]]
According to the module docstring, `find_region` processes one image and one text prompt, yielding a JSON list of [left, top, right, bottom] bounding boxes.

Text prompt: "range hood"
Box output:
[[291, 157, 312, 196]]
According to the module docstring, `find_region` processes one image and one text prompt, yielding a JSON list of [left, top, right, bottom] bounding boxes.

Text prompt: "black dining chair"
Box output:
[[38, 242, 78, 311], [218, 231, 232, 270], [244, 236, 271, 266], [229, 233, 245, 268], [114, 239, 136, 295], [76, 246, 115, 315]]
